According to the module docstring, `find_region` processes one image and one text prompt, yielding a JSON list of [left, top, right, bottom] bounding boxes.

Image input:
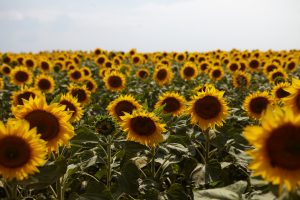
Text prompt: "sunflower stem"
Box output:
[[151, 147, 156, 179], [204, 129, 210, 165], [106, 135, 112, 191], [56, 177, 64, 200]]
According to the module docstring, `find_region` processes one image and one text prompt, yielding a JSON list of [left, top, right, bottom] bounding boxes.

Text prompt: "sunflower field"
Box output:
[[0, 49, 299, 200]]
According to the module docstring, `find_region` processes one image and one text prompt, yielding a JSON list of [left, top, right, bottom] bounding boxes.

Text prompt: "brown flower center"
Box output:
[[71, 89, 88, 103], [200, 63, 208, 71], [275, 88, 290, 99], [15, 71, 29, 82], [249, 60, 259, 69], [267, 123, 300, 170], [86, 81, 95, 91], [41, 62, 50, 70], [212, 70, 221, 78], [71, 71, 82, 80], [249, 97, 269, 115], [3, 66, 11, 74], [130, 116, 156, 136], [60, 100, 76, 117], [0, 136, 31, 168], [156, 69, 167, 80], [17, 92, 35, 105], [25, 110, 59, 141], [287, 62, 296, 70], [266, 64, 277, 72], [38, 79, 51, 90], [97, 57, 105, 65], [272, 72, 284, 81], [229, 63, 239, 71], [177, 55, 184, 61], [138, 70, 148, 79], [108, 76, 122, 88], [161, 97, 180, 113], [194, 96, 221, 119], [183, 67, 195, 77], [115, 101, 136, 118], [26, 60, 34, 68]]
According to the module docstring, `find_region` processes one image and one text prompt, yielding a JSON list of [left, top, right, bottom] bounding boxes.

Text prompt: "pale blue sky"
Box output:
[[0, 0, 300, 52]]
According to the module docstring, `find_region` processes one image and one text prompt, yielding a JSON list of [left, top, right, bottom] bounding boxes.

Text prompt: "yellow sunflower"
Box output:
[[67, 84, 91, 105], [285, 59, 298, 72], [243, 91, 274, 119], [13, 96, 74, 152], [81, 77, 98, 93], [59, 93, 83, 122], [180, 62, 198, 80], [227, 61, 240, 73], [1, 64, 12, 75], [80, 67, 92, 77], [193, 83, 215, 94], [263, 62, 279, 75], [107, 95, 142, 121], [153, 66, 173, 86], [34, 74, 55, 93], [120, 110, 166, 147], [232, 71, 251, 88], [248, 58, 261, 72], [244, 106, 300, 191], [199, 62, 211, 74], [175, 53, 186, 62], [24, 57, 36, 68], [188, 88, 229, 130], [68, 68, 83, 82], [11, 87, 42, 107], [10, 66, 33, 86], [283, 78, 300, 115], [272, 82, 291, 101], [103, 71, 126, 92], [268, 68, 288, 84], [155, 92, 186, 116], [95, 55, 107, 67], [136, 68, 150, 80], [39, 59, 53, 73], [209, 67, 224, 81], [0, 119, 47, 180]]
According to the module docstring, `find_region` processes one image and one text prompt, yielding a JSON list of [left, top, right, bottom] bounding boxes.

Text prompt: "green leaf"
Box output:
[[20, 159, 67, 190], [193, 181, 247, 200], [166, 183, 189, 200]]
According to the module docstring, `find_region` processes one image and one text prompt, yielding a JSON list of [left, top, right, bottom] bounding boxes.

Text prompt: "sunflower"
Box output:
[[0, 78, 4, 90], [180, 62, 198, 80], [193, 83, 215, 94], [272, 82, 291, 100], [120, 110, 166, 147], [132, 55, 143, 65], [10, 66, 33, 86], [175, 53, 186, 62], [59, 93, 83, 122], [232, 71, 251, 88], [244, 106, 300, 191], [285, 59, 298, 72], [24, 57, 36, 68], [188, 88, 229, 130], [263, 62, 279, 75], [209, 67, 224, 81], [243, 91, 273, 119], [283, 78, 300, 115], [34, 74, 55, 93], [39, 60, 53, 73], [0, 119, 47, 180], [153, 66, 173, 86], [81, 77, 98, 93], [268, 68, 288, 84], [103, 71, 126, 92], [67, 84, 91, 105], [199, 62, 211, 74], [136, 68, 150, 80], [95, 55, 107, 67], [68, 68, 83, 82], [13, 96, 74, 152], [1, 64, 12, 75], [155, 92, 186, 116], [80, 67, 92, 77], [248, 58, 261, 72], [107, 95, 142, 121], [11, 87, 42, 107], [227, 61, 240, 73]]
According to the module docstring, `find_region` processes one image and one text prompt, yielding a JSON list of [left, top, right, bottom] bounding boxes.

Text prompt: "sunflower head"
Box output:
[[193, 83, 215, 94], [103, 71, 126, 92], [34, 74, 55, 93], [136, 68, 150, 80], [153, 66, 173, 86], [268, 68, 288, 84], [283, 78, 300, 115], [59, 93, 83, 122], [272, 82, 291, 100], [285, 59, 298, 72], [10, 66, 33, 86], [39, 60, 53, 72], [209, 67, 224, 81], [155, 92, 186, 116], [13, 96, 74, 152], [1, 64, 12, 75], [94, 115, 117, 136], [68, 69, 83, 82], [244, 106, 300, 191], [11, 87, 42, 107], [81, 77, 98, 93], [188, 87, 229, 130], [120, 110, 166, 147], [107, 95, 142, 121], [0, 119, 47, 180], [180, 62, 198, 80], [243, 91, 274, 119], [232, 71, 251, 88], [227, 61, 240, 73], [67, 84, 91, 105]]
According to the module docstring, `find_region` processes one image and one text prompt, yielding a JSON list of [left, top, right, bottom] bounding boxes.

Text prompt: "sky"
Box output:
[[0, 0, 300, 53]]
